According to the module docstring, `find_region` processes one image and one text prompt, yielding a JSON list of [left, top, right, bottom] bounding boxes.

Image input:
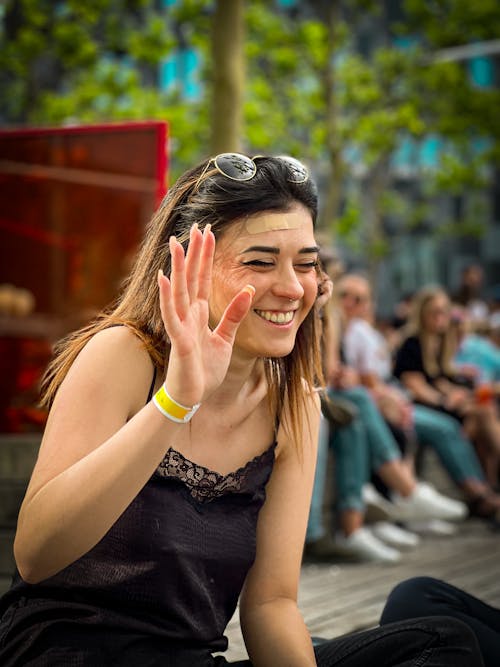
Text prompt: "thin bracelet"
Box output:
[[153, 384, 201, 423]]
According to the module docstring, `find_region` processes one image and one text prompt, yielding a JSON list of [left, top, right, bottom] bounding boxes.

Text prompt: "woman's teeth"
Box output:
[[255, 310, 294, 324]]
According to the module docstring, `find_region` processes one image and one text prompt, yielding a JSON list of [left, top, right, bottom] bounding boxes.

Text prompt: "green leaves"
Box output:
[[1, 0, 498, 258]]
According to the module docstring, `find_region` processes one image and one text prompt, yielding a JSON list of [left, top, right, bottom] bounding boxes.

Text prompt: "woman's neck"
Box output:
[[210, 352, 264, 407]]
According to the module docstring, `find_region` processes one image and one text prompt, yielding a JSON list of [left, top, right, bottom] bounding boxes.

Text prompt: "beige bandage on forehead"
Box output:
[[245, 209, 305, 234]]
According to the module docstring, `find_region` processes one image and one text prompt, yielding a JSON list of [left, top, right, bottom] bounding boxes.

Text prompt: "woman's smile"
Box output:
[[254, 308, 296, 325]]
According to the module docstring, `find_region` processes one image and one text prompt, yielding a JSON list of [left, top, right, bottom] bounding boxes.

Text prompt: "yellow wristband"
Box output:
[[153, 384, 201, 423]]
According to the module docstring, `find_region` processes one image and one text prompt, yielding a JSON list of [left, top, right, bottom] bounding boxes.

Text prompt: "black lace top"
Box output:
[[0, 437, 277, 661]]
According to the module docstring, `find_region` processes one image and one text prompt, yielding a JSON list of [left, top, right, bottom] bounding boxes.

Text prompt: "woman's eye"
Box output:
[[242, 260, 274, 267], [296, 261, 318, 271]]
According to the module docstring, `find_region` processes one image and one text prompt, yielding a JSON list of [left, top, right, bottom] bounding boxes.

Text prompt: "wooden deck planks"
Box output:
[[220, 518, 500, 662]]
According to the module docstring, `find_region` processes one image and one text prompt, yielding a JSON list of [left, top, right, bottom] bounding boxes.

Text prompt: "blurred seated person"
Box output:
[[305, 268, 467, 564], [453, 263, 489, 325], [310, 373, 467, 563], [387, 291, 415, 352], [488, 285, 500, 348], [391, 292, 414, 330], [337, 274, 500, 521], [394, 285, 500, 496], [451, 305, 500, 387]]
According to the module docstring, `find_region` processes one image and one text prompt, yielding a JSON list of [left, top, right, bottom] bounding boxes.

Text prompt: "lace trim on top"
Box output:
[[156, 444, 276, 503]]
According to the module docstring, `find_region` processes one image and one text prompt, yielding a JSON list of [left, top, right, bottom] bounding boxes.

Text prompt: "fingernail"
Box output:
[[204, 223, 212, 235], [243, 285, 255, 297], [158, 269, 164, 280]]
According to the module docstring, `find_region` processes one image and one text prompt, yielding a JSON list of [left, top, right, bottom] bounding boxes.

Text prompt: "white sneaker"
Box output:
[[405, 518, 459, 536], [362, 483, 396, 522], [334, 527, 402, 564], [371, 521, 420, 549], [391, 482, 467, 522]]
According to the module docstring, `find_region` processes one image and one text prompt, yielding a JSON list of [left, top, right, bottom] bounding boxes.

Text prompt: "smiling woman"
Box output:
[[0, 155, 484, 666], [209, 206, 319, 360]]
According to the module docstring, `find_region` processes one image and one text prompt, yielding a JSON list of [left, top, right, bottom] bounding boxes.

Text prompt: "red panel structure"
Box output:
[[0, 121, 169, 432]]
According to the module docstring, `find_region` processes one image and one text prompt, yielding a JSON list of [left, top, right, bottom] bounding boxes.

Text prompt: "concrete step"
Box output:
[[0, 434, 40, 479]]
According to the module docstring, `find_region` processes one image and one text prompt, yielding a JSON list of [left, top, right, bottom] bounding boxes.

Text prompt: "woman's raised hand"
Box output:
[[158, 224, 255, 408]]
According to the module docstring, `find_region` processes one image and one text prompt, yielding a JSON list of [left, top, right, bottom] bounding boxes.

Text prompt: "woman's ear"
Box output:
[[315, 271, 333, 311]]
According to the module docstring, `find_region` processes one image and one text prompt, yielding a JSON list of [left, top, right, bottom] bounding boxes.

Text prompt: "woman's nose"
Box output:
[[272, 267, 304, 301]]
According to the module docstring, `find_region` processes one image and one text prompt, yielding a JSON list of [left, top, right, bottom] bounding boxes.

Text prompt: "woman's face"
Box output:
[[338, 277, 371, 321], [209, 203, 319, 359], [422, 293, 451, 334]]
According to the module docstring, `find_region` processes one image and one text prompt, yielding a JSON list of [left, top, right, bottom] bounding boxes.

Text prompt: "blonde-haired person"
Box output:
[[338, 274, 499, 524], [305, 268, 466, 566], [394, 285, 500, 521], [0, 155, 482, 666]]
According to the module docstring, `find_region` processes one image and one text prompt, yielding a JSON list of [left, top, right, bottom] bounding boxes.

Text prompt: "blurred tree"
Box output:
[[0, 0, 175, 123], [0, 0, 213, 175], [324, 0, 500, 279], [1, 0, 498, 270], [210, 0, 244, 153]]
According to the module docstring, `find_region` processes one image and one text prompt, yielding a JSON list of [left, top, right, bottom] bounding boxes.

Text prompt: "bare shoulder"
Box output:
[[74, 325, 150, 365], [59, 325, 156, 416], [25, 326, 158, 499]]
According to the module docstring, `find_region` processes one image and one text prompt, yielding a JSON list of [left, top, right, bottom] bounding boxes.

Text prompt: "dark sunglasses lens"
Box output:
[[214, 153, 256, 181], [277, 155, 309, 183]]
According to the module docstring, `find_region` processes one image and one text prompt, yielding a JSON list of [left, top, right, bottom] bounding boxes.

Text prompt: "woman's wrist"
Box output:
[[152, 383, 201, 423]]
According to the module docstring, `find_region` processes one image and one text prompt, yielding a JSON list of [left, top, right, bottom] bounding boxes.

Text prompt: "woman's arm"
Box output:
[[15, 225, 254, 583], [14, 327, 186, 583], [400, 371, 472, 415], [239, 391, 320, 667], [399, 370, 444, 406]]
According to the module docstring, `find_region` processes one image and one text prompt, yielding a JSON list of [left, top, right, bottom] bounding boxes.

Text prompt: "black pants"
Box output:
[[223, 615, 482, 666], [381, 577, 499, 667], [0, 600, 483, 666]]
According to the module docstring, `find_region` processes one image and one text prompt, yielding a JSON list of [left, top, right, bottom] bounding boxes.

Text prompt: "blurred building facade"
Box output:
[[330, 0, 500, 312]]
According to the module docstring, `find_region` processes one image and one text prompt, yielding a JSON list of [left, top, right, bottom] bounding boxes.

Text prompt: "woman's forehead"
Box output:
[[244, 206, 312, 234], [218, 206, 315, 251], [429, 293, 448, 306]]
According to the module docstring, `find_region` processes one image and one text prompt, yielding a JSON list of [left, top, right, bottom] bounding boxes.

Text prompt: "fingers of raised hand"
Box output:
[[171, 224, 215, 310], [158, 269, 182, 339], [169, 236, 189, 320], [197, 225, 215, 302], [159, 225, 215, 339], [214, 285, 255, 345], [185, 224, 203, 300]]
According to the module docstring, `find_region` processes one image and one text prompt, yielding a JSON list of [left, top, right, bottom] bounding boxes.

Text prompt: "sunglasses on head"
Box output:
[[200, 152, 309, 184]]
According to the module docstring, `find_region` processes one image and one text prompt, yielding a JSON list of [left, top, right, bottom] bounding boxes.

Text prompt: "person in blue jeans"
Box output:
[[381, 577, 500, 667], [305, 380, 467, 564], [339, 274, 500, 518]]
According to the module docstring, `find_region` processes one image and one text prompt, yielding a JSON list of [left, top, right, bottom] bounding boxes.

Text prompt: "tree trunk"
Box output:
[[210, 0, 245, 154], [363, 157, 391, 289], [318, 0, 343, 233]]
